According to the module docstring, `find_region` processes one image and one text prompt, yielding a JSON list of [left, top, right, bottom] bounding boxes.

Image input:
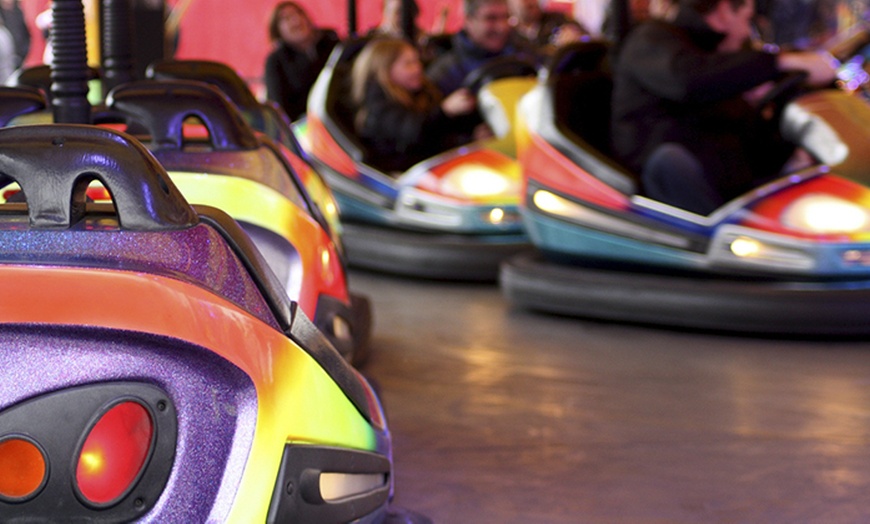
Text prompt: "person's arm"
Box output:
[[426, 54, 468, 98], [777, 51, 839, 86], [621, 22, 780, 105], [358, 87, 430, 154]]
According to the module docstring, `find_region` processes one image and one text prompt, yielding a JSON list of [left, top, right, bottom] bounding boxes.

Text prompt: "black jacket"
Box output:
[[265, 30, 339, 121], [611, 9, 788, 200], [426, 30, 538, 95], [356, 82, 468, 173]]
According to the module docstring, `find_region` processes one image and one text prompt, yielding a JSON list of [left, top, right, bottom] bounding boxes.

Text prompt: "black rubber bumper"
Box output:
[[342, 222, 530, 281], [500, 250, 870, 336]]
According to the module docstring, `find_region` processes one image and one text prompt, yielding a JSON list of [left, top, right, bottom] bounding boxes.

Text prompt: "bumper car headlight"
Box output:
[[441, 165, 515, 198], [783, 194, 870, 234], [533, 190, 574, 216], [720, 234, 816, 271]]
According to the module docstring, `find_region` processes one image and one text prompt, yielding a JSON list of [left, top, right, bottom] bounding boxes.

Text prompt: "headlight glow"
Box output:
[[716, 232, 816, 270], [442, 165, 513, 198], [783, 194, 870, 234], [730, 237, 762, 258], [489, 208, 505, 224], [533, 190, 570, 215]]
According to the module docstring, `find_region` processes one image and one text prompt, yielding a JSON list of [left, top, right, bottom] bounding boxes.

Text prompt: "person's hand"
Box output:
[[778, 51, 839, 86], [472, 123, 494, 141], [743, 80, 779, 118], [441, 88, 477, 117], [551, 23, 584, 48], [744, 80, 774, 105]]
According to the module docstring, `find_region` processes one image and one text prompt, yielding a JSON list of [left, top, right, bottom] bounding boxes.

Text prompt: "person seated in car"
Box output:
[[508, 0, 586, 52], [426, 0, 539, 95], [367, 0, 447, 65], [264, 2, 340, 121], [610, 0, 838, 215], [351, 38, 490, 173]]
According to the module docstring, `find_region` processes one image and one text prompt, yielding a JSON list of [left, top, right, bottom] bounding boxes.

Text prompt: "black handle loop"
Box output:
[[106, 80, 260, 151], [0, 124, 198, 230]]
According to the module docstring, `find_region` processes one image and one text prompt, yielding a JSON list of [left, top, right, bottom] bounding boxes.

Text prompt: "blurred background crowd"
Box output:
[[3, 0, 869, 93]]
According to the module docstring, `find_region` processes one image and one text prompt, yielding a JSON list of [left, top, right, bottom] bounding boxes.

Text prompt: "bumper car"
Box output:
[[143, 59, 345, 236], [502, 41, 870, 335], [299, 40, 536, 280], [0, 125, 427, 523], [0, 81, 371, 365]]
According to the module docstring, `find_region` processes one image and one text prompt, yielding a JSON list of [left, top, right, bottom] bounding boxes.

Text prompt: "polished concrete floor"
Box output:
[[350, 269, 870, 524]]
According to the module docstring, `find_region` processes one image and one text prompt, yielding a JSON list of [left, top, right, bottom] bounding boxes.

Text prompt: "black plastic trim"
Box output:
[[266, 445, 391, 524], [342, 221, 531, 281], [0, 125, 198, 231], [0, 382, 176, 521], [501, 250, 870, 336]]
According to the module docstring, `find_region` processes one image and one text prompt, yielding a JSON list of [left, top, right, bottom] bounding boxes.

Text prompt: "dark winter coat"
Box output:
[[265, 30, 339, 121], [611, 8, 791, 200], [356, 81, 470, 173], [426, 30, 538, 96]]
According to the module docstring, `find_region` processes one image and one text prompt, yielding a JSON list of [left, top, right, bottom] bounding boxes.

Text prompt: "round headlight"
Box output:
[[783, 194, 870, 234], [441, 165, 514, 198]]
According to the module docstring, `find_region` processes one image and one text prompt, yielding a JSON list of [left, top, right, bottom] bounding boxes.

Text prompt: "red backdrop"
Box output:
[[172, 0, 467, 87], [18, 0, 574, 95]]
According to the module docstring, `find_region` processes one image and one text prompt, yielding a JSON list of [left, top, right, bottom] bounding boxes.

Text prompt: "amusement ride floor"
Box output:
[[353, 269, 870, 524]]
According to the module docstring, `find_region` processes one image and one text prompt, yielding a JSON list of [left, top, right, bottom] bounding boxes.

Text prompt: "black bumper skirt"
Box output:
[[501, 250, 870, 336]]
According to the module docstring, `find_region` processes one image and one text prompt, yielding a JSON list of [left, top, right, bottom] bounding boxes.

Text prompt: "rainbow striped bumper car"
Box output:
[[0, 82, 371, 364], [0, 125, 426, 523], [143, 59, 345, 236]]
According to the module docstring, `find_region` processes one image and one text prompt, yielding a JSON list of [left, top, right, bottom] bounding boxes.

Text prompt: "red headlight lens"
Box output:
[[0, 437, 47, 501], [75, 401, 154, 506]]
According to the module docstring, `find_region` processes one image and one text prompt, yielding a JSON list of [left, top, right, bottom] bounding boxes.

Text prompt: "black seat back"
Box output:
[[556, 72, 613, 156], [318, 37, 372, 162], [7, 65, 101, 102], [146, 60, 261, 112], [534, 41, 638, 194], [549, 41, 613, 156]]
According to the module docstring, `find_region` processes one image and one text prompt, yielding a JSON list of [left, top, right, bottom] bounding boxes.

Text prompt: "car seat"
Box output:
[[529, 41, 638, 195], [309, 37, 372, 167]]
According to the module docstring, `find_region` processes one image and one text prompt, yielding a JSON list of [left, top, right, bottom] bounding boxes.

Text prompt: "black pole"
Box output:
[[50, 0, 91, 124], [348, 0, 357, 37], [101, 0, 135, 93], [400, 0, 418, 43], [608, 0, 631, 57]]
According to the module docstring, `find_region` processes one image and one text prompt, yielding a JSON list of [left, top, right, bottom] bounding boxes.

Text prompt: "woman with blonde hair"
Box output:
[[351, 37, 481, 173]]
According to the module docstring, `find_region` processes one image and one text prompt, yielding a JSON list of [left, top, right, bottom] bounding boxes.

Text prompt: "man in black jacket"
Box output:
[[427, 0, 538, 95], [611, 0, 837, 214]]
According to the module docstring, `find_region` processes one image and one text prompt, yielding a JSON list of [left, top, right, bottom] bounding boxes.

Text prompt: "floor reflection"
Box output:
[[351, 270, 870, 523]]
